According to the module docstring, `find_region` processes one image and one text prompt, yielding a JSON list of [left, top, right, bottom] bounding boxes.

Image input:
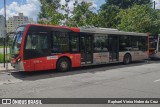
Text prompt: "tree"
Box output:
[[117, 4, 160, 34], [38, 0, 64, 25], [97, 0, 151, 28], [38, 0, 97, 26], [101, 0, 151, 9], [97, 5, 120, 28], [67, 1, 97, 27]]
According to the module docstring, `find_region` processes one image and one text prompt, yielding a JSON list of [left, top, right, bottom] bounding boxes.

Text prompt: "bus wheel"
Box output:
[[57, 58, 71, 72], [123, 54, 131, 64]]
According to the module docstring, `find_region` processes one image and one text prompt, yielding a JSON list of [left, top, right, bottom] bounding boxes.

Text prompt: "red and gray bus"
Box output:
[[11, 24, 149, 72]]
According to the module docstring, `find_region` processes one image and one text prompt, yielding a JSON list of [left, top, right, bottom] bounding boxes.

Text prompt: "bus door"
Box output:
[[80, 33, 93, 65], [109, 35, 119, 62]]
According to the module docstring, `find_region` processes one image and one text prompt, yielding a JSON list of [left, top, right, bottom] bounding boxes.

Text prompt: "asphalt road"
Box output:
[[0, 61, 160, 107]]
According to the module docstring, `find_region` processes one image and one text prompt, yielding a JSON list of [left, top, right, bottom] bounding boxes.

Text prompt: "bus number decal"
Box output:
[[47, 56, 58, 60]]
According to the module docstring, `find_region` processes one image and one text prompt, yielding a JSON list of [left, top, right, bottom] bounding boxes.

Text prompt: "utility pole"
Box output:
[[153, 1, 156, 9], [3, 0, 6, 68], [4, 0, 8, 70]]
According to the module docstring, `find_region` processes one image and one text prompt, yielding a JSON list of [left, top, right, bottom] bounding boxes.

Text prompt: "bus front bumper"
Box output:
[[11, 60, 25, 71]]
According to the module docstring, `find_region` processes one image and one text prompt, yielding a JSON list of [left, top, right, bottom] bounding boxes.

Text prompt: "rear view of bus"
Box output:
[[149, 34, 160, 59]]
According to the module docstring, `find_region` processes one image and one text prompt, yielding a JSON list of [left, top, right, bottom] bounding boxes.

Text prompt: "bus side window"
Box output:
[[24, 31, 50, 59], [25, 33, 48, 50], [119, 35, 131, 51], [52, 32, 69, 53], [131, 36, 139, 51], [94, 35, 108, 52], [70, 33, 79, 52]]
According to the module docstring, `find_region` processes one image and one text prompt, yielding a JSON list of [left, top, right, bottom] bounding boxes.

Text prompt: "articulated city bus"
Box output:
[[11, 24, 149, 72], [149, 34, 160, 59]]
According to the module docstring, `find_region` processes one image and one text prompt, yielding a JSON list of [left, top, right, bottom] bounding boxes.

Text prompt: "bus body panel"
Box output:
[[11, 61, 24, 71], [22, 53, 81, 71], [93, 52, 109, 64], [121, 51, 148, 61]]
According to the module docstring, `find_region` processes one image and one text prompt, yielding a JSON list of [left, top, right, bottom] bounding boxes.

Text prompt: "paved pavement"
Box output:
[[0, 63, 15, 72], [0, 61, 160, 107]]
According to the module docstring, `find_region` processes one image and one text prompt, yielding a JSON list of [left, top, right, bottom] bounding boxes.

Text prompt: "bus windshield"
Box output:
[[11, 26, 25, 58]]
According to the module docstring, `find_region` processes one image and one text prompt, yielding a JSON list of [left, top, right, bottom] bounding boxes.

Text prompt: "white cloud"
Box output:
[[61, 0, 97, 10], [60, 0, 97, 11], [0, 0, 97, 21], [59, 0, 98, 17], [0, 0, 41, 21]]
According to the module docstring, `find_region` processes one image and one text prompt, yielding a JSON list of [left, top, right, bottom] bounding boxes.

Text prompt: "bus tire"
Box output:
[[123, 54, 131, 64], [57, 57, 71, 72]]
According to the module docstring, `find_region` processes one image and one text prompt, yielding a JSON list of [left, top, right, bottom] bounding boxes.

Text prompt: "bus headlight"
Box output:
[[17, 57, 21, 62]]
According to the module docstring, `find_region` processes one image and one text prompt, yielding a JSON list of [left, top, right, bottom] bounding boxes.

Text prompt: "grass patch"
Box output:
[[0, 54, 4, 63], [0, 46, 10, 48], [0, 54, 10, 63]]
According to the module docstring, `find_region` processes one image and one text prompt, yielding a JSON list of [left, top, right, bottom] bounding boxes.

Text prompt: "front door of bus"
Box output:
[[109, 36, 119, 61], [80, 34, 93, 65]]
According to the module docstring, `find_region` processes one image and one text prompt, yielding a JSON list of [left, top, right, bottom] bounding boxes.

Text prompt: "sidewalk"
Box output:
[[0, 63, 15, 73]]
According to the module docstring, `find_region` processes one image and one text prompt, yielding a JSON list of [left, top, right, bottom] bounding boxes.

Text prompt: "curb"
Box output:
[[0, 69, 15, 73]]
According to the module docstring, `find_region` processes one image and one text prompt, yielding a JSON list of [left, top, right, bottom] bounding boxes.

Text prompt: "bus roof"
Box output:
[[23, 24, 147, 36], [25, 24, 80, 32], [80, 27, 147, 36]]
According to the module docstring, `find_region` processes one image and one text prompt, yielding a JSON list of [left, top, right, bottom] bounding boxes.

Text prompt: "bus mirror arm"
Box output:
[[16, 57, 21, 63]]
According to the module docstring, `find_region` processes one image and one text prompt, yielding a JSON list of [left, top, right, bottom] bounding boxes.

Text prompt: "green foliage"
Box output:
[[117, 4, 160, 34], [67, 1, 97, 27], [38, 0, 47, 19], [0, 54, 3, 63], [101, 0, 151, 9], [99, 0, 151, 28], [38, 0, 64, 25], [38, 0, 98, 27], [98, 5, 120, 28], [38, 0, 160, 34]]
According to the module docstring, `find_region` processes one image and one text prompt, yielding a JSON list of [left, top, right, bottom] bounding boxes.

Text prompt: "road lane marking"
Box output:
[[154, 79, 160, 82]]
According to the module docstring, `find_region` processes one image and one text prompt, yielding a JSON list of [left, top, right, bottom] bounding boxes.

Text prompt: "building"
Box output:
[[0, 15, 5, 38], [7, 13, 35, 33], [7, 17, 14, 33]]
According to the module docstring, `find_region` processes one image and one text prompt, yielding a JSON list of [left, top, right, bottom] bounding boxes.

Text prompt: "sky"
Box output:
[[0, 0, 105, 21], [0, 0, 160, 21]]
